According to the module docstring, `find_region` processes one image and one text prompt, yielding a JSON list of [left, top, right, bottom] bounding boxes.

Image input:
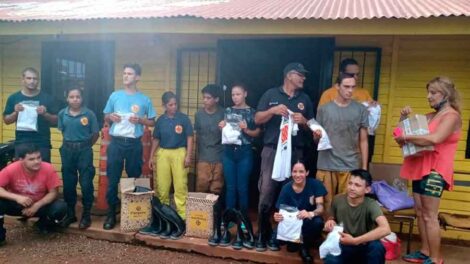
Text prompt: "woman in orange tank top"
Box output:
[[395, 77, 462, 264]]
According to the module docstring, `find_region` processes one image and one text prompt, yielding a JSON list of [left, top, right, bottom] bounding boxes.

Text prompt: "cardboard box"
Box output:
[[399, 114, 434, 157], [120, 178, 154, 232], [185, 192, 219, 239]]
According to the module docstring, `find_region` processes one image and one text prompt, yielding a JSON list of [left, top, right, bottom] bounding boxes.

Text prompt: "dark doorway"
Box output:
[[216, 38, 335, 208], [41, 41, 115, 126], [217, 38, 335, 110]]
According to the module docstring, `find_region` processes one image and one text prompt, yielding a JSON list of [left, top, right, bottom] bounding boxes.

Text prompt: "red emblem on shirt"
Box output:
[[80, 117, 89, 126], [175, 125, 183, 134], [131, 105, 140, 113]]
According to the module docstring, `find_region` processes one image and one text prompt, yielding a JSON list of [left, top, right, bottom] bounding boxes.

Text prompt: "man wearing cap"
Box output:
[[254, 62, 314, 251]]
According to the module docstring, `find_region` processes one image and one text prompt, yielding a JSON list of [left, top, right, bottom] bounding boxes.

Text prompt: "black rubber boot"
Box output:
[[158, 218, 173, 239], [232, 220, 243, 250], [79, 209, 91, 229], [152, 198, 165, 234], [237, 210, 255, 249], [299, 243, 313, 264], [267, 230, 280, 251], [62, 206, 77, 228], [219, 209, 236, 247], [208, 200, 222, 246], [139, 204, 162, 236], [255, 212, 267, 252], [286, 242, 300, 252], [160, 205, 186, 240], [152, 198, 172, 239], [151, 211, 163, 235], [103, 207, 116, 230]]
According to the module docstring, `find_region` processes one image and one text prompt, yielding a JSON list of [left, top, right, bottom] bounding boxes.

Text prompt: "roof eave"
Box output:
[[0, 16, 469, 36]]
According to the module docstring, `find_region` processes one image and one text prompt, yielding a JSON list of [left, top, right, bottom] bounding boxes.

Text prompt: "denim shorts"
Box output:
[[412, 171, 446, 198]]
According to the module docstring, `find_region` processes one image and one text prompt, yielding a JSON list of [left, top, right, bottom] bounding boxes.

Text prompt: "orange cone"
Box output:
[[141, 126, 154, 189], [96, 122, 110, 210]]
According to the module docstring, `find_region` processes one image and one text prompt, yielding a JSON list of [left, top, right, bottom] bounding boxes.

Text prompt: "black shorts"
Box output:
[[412, 171, 446, 198]]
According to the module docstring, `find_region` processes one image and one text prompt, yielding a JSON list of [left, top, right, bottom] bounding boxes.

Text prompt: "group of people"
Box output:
[[0, 58, 461, 264]]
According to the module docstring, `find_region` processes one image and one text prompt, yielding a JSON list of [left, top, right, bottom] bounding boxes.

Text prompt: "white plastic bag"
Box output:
[[272, 112, 295, 182], [222, 124, 241, 145], [307, 118, 332, 151], [319, 225, 344, 259], [16, 104, 38, 131], [276, 205, 302, 243], [113, 112, 136, 138], [362, 102, 381, 136]]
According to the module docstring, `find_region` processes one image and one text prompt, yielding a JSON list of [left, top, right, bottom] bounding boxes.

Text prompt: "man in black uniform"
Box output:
[[254, 62, 314, 251]]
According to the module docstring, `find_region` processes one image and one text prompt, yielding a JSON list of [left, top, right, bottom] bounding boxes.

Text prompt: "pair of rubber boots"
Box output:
[[208, 208, 255, 250], [254, 212, 280, 252], [139, 197, 186, 240], [62, 207, 91, 230]]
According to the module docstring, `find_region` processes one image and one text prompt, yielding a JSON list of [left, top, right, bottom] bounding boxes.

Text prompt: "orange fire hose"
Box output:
[[141, 126, 154, 189], [96, 122, 110, 210]]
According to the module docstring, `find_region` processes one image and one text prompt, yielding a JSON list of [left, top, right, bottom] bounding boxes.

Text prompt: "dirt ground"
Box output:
[[0, 222, 248, 264]]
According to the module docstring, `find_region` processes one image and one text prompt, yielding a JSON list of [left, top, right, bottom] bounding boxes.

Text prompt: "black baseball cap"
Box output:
[[283, 62, 308, 77]]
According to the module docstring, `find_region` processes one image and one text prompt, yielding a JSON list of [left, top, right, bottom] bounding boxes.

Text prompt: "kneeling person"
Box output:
[[0, 145, 67, 246], [324, 169, 391, 264], [274, 161, 326, 264]]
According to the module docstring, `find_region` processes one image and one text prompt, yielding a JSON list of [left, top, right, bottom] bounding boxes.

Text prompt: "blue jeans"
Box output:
[[106, 136, 143, 208], [0, 198, 67, 240], [324, 240, 385, 264], [223, 144, 253, 214], [60, 145, 95, 211]]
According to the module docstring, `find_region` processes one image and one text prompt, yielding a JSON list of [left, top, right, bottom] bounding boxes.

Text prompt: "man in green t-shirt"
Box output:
[[2, 67, 59, 163], [324, 169, 391, 264]]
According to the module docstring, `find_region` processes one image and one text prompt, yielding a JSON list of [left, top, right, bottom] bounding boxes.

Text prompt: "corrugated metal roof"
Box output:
[[1, 0, 470, 22]]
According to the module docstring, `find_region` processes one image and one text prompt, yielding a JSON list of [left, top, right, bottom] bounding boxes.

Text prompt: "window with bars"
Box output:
[[41, 41, 115, 126], [176, 48, 217, 122], [55, 58, 86, 97], [176, 48, 217, 182]]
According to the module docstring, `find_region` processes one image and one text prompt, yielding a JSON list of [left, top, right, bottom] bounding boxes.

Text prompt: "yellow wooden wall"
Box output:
[[0, 34, 175, 191], [335, 35, 470, 240], [1, 34, 469, 240], [0, 34, 218, 189]]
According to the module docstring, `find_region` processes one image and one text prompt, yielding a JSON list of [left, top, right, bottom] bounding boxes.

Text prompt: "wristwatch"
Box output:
[[309, 211, 315, 219]]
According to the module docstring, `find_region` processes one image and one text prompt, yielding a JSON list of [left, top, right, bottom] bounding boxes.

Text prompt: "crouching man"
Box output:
[[0, 144, 67, 246], [324, 169, 391, 264]]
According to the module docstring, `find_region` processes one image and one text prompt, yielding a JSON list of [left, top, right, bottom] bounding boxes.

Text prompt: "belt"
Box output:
[[63, 140, 92, 150], [225, 144, 251, 149], [111, 136, 141, 143], [264, 144, 303, 150]]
